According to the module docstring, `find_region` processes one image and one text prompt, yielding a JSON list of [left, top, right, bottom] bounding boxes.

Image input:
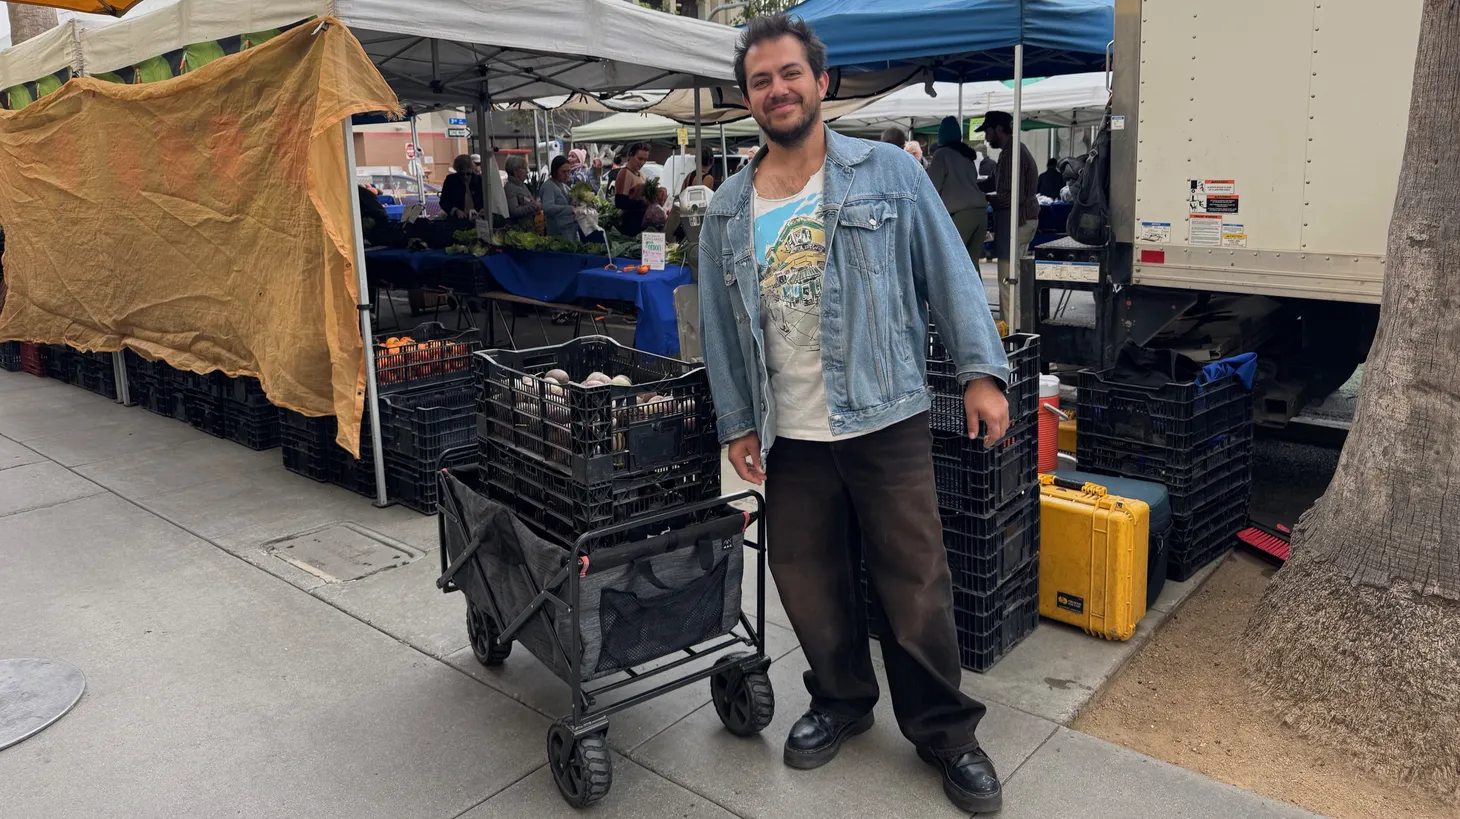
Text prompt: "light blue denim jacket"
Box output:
[[697, 126, 1009, 463]]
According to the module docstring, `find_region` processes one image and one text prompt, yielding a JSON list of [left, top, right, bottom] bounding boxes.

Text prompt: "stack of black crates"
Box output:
[[279, 322, 479, 513], [1075, 368, 1253, 580], [0, 341, 21, 373], [41, 345, 118, 399], [473, 337, 720, 550], [866, 330, 1043, 673]]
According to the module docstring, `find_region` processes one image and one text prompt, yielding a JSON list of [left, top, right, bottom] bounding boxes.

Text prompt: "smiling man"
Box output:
[[697, 13, 1012, 815]]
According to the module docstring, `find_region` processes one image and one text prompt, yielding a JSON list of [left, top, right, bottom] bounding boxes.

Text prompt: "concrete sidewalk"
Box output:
[[0, 370, 1315, 818]]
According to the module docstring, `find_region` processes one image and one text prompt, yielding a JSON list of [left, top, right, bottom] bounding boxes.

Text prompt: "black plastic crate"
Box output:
[[44, 345, 73, 382], [1077, 368, 1251, 450], [480, 437, 720, 549], [1076, 425, 1253, 491], [122, 350, 177, 382], [1166, 481, 1250, 581], [435, 256, 494, 294], [931, 419, 1039, 516], [375, 321, 478, 392], [941, 490, 1041, 594], [477, 335, 716, 484], [224, 375, 273, 408], [378, 382, 474, 463], [380, 448, 476, 514], [74, 362, 118, 400], [0, 342, 20, 372], [224, 403, 281, 450], [183, 393, 227, 437], [952, 560, 1041, 672], [928, 332, 1040, 436]]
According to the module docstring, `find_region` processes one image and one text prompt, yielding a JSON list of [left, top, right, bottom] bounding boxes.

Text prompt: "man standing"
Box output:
[[1038, 157, 1065, 200], [976, 111, 1039, 321], [698, 13, 1011, 815]]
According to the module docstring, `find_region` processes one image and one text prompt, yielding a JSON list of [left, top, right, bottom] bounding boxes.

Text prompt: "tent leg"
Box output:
[[693, 81, 703, 172], [719, 123, 728, 181], [1008, 43, 1024, 331], [112, 351, 130, 406], [957, 82, 963, 122], [343, 120, 390, 507]]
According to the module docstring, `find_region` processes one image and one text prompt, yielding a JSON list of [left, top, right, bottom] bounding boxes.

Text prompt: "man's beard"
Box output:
[[754, 94, 821, 148]]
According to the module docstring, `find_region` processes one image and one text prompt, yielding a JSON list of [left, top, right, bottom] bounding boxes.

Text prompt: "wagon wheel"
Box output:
[[546, 721, 612, 807], [466, 602, 512, 666], [710, 652, 775, 737]]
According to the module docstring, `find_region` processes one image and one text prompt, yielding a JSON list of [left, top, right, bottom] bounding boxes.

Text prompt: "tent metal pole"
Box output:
[[693, 81, 703, 173], [1008, 44, 1024, 331], [476, 102, 495, 220], [409, 114, 426, 208], [343, 120, 390, 507], [533, 110, 543, 175], [958, 82, 963, 122], [719, 123, 728, 180]]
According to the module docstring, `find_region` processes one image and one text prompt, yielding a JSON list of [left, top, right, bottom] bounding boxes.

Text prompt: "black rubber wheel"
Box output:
[[546, 722, 612, 807], [710, 652, 775, 737], [466, 603, 512, 666]]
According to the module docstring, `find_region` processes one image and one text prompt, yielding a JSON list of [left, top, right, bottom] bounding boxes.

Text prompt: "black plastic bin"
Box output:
[[436, 463, 774, 807], [0, 342, 20, 372], [1076, 368, 1251, 450], [928, 332, 1040, 436], [931, 420, 1039, 517], [476, 335, 717, 485], [375, 321, 479, 392]]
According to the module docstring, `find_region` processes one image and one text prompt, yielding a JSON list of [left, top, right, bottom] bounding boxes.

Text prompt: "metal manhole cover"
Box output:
[[266, 523, 423, 583], [0, 658, 86, 751]]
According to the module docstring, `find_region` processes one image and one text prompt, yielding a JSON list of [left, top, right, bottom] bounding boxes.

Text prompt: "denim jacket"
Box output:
[[697, 126, 1009, 463]]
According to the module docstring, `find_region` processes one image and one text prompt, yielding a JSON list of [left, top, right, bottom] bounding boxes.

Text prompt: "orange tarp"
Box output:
[[5, 1, 147, 15], [0, 19, 399, 455]]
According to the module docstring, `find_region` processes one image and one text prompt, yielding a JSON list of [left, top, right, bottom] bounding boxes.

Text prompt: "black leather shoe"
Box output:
[[917, 746, 1003, 814], [782, 709, 875, 770]]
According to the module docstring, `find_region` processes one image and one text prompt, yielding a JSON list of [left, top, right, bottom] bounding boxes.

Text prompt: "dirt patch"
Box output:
[[1075, 551, 1455, 819]]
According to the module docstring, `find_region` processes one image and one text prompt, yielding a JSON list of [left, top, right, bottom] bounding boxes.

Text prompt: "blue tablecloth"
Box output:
[[484, 249, 691, 356]]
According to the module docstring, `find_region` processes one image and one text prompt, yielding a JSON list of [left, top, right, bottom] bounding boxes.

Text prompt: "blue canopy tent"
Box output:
[[783, 0, 1114, 327]]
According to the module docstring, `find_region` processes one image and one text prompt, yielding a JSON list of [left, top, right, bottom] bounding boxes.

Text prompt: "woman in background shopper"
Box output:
[[926, 116, 989, 273], [439, 154, 484, 219], [540, 155, 579, 241], [614, 142, 651, 236], [681, 145, 719, 194], [502, 155, 541, 230]]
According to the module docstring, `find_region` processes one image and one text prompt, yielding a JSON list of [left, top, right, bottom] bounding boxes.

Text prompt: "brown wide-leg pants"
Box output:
[[765, 412, 985, 755]]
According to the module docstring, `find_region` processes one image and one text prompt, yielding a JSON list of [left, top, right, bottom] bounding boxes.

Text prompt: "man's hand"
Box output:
[[726, 432, 765, 486], [964, 376, 1010, 446]]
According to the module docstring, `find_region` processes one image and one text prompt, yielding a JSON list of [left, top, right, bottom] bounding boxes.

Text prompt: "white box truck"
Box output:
[[1036, 0, 1423, 425]]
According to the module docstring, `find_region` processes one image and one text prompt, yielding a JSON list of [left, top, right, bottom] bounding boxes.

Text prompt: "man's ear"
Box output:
[[817, 70, 830, 101]]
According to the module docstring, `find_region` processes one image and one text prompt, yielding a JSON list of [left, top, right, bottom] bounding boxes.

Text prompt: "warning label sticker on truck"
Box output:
[[1188, 179, 1239, 214], [1035, 260, 1100, 283], [1138, 221, 1172, 243], [1189, 214, 1223, 246], [1221, 222, 1248, 248]]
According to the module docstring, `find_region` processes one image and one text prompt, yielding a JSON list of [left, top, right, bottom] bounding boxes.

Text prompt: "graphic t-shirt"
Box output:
[[754, 169, 841, 441]]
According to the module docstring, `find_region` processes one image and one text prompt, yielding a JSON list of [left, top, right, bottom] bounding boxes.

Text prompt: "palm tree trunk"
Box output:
[[1244, 0, 1460, 802], [6, 3, 60, 46]]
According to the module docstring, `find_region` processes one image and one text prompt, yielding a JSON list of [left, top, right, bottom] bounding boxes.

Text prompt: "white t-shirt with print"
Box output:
[[753, 169, 845, 442]]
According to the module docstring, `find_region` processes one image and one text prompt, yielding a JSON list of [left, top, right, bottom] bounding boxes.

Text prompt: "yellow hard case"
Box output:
[[1037, 474, 1149, 641]]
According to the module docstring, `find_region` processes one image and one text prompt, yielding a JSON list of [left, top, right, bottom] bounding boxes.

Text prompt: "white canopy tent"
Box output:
[[0, 0, 740, 506], [569, 73, 1110, 144]]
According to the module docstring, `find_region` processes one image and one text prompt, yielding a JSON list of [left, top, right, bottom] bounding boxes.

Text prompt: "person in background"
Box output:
[[904, 139, 926, 167], [976, 147, 997, 179], [606, 153, 626, 187], [681, 145, 719, 194], [567, 148, 593, 188], [699, 14, 1011, 815], [614, 142, 651, 236], [471, 153, 483, 174], [357, 184, 389, 231], [439, 154, 485, 219], [589, 155, 605, 194], [1038, 157, 1064, 200], [540, 155, 578, 241], [926, 116, 989, 274], [976, 111, 1039, 321], [502, 155, 541, 230], [879, 125, 908, 146]]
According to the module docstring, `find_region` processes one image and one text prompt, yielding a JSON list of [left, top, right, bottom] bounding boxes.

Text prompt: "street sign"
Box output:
[[446, 126, 471, 138], [448, 116, 467, 125], [405, 142, 416, 159]]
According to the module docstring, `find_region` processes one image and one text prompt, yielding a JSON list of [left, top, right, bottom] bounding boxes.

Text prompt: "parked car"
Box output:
[[365, 173, 442, 217]]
